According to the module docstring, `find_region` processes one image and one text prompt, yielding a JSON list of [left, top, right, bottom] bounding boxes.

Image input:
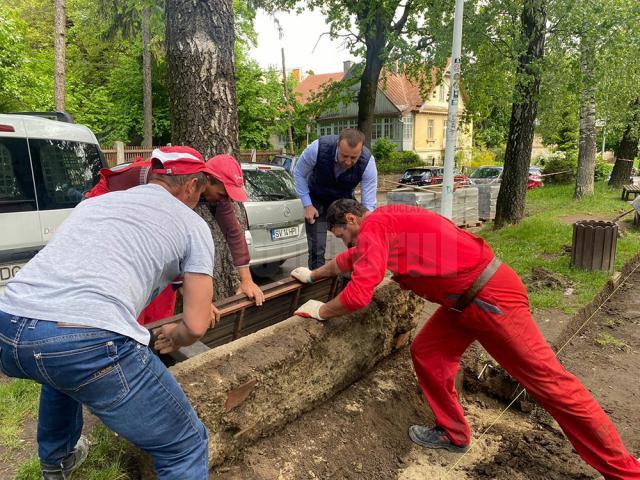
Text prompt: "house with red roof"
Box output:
[[277, 61, 472, 165]]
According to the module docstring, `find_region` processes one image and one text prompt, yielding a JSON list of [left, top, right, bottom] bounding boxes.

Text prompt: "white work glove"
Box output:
[[294, 299, 325, 321], [291, 267, 313, 284]]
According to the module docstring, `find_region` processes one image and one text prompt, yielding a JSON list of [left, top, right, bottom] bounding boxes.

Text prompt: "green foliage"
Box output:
[[469, 145, 497, 169], [594, 156, 613, 181], [537, 150, 577, 184], [376, 150, 423, 174], [371, 137, 398, 162]]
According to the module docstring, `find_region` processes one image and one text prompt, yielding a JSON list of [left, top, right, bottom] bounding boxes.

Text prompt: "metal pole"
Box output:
[[440, 0, 465, 219]]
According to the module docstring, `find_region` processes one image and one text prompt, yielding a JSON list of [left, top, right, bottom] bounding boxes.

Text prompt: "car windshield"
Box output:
[[470, 167, 502, 179], [243, 168, 298, 201], [529, 167, 542, 174], [403, 169, 431, 178]]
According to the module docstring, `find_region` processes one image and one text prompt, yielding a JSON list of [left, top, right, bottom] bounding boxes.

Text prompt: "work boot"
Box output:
[[408, 425, 469, 453], [40, 435, 89, 480]]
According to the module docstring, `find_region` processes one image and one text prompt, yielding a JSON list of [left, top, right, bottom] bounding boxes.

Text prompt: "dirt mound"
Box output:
[[524, 266, 574, 292]]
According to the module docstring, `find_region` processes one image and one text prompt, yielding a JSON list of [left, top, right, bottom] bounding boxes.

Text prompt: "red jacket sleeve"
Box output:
[[338, 221, 389, 311], [214, 200, 251, 267]]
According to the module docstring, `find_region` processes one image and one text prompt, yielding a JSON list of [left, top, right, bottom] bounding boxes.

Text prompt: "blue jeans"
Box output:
[[0, 311, 208, 478]]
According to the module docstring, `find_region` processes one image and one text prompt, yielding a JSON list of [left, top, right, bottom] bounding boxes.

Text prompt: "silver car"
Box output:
[[241, 163, 307, 278], [469, 166, 503, 185]]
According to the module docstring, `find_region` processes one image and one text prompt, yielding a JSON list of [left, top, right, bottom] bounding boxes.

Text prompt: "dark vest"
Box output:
[[308, 135, 371, 208]]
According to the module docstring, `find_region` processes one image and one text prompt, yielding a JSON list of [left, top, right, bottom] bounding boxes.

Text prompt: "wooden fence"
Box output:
[[102, 142, 284, 167]]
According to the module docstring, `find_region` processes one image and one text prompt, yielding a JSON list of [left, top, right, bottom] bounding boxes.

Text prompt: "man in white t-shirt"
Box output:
[[0, 146, 216, 479]]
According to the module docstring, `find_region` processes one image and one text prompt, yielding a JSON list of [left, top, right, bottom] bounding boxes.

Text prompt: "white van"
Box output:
[[0, 113, 105, 293]]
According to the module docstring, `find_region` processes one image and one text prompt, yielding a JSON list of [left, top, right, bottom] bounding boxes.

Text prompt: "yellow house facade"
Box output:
[[411, 77, 473, 165]]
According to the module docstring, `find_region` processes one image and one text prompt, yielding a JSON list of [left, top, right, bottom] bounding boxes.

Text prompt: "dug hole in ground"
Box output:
[[209, 257, 640, 480]]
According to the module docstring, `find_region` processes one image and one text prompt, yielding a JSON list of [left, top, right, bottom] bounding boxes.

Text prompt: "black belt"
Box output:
[[451, 257, 503, 313]]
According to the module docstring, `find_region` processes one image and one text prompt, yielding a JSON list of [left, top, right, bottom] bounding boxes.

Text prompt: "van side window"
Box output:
[[29, 139, 102, 210], [0, 138, 37, 213]]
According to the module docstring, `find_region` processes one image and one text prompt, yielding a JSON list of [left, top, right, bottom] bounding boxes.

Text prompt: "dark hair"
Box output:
[[338, 128, 365, 148], [327, 199, 368, 229]]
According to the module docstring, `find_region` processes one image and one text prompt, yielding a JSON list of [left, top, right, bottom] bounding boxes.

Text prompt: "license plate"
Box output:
[[0, 263, 25, 287], [271, 225, 299, 240]]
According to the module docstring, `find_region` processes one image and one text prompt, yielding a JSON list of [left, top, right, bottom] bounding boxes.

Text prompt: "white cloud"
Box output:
[[249, 9, 358, 75]]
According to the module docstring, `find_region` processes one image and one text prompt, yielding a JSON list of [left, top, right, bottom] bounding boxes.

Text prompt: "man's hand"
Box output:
[[154, 323, 180, 354], [236, 280, 265, 306], [210, 303, 221, 326], [294, 299, 325, 321], [291, 267, 313, 284], [304, 205, 319, 224]]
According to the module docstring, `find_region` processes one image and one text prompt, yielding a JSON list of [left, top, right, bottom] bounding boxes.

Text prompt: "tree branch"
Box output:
[[393, 0, 414, 33]]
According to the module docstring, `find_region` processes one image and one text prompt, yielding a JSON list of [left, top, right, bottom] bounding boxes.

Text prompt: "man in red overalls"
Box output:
[[291, 199, 640, 480]]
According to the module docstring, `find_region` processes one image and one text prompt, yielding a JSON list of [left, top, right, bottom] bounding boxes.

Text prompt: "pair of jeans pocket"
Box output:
[[35, 340, 130, 412]]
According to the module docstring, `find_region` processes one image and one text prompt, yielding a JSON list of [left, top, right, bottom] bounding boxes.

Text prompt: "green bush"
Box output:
[[469, 146, 497, 169], [376, 150, 423, 174], [537, 150, 577, 183], [594, 155, 613, 181], [371, 138, 398, 162]]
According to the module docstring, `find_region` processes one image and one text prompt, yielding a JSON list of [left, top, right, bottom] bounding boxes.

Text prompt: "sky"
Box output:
[[249, 9, 358, 75]]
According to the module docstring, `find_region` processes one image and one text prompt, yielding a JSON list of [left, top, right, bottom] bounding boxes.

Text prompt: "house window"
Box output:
[[439, 84, 446, 102], [403, 114, 413, 139], [371, 117, 395, 141], [428, 119, 434, 140]]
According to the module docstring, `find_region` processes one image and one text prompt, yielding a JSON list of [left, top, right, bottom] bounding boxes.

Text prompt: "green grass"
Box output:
[[477, 182, 640, 313], [0, 379, 40, 451], [13, 424, 132, 480]]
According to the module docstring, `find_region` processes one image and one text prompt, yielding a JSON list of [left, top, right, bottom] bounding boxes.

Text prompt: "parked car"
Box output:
[[468, 166, 503, 185], [269, 154, 297, 174], [241, 163, 307, 278], [399, 166, 468, 187], [0, 113, 106, 294], [528, 166, 544, 189]]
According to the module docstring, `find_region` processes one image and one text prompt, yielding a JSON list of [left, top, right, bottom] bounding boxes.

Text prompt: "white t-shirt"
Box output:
[[0, 184, 214, 345]]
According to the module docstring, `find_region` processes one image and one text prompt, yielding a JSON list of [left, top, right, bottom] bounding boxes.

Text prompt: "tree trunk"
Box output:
[[142, 4, 153, 148], [166, 0, 241, 300], [494, 0, 547, 228], [357, 12, 385, 148], [608, 97, 640, 188], [574, 38, 597, 199], [54, 0, 66, 111]]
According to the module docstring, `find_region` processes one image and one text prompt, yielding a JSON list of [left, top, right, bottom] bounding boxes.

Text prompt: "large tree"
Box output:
[[54, 0, 66, 110], [264, 0, 449, 147], [608, 97, 640, 187], [165, 0, 241, 299], [494, 0, 547, 228]]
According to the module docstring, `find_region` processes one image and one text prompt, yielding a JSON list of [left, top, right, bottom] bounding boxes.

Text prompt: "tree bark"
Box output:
[[166, 0, 241, 300], [608, 97, 640, 188], [494, 0, 547, 228], [574, 38, 597, 199], [357, 11, 386, 148], [142, 4, 153, 148], [54, 0, 66, 111]]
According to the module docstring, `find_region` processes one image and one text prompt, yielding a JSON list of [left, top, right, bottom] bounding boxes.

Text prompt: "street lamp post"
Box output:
[[441, 0, 465, 219]]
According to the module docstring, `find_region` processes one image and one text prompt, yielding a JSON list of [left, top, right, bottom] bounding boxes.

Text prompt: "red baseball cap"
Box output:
[[150, 146, 215, 176], [205, 154, 248, 202]]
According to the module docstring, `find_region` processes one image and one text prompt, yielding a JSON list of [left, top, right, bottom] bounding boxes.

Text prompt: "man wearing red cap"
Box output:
[[86, 148, 265, 325], [0, 146, 219, 478]]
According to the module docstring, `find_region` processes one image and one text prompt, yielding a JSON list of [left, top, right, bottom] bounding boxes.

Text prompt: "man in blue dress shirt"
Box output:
[[293, 128, 378, 269]]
